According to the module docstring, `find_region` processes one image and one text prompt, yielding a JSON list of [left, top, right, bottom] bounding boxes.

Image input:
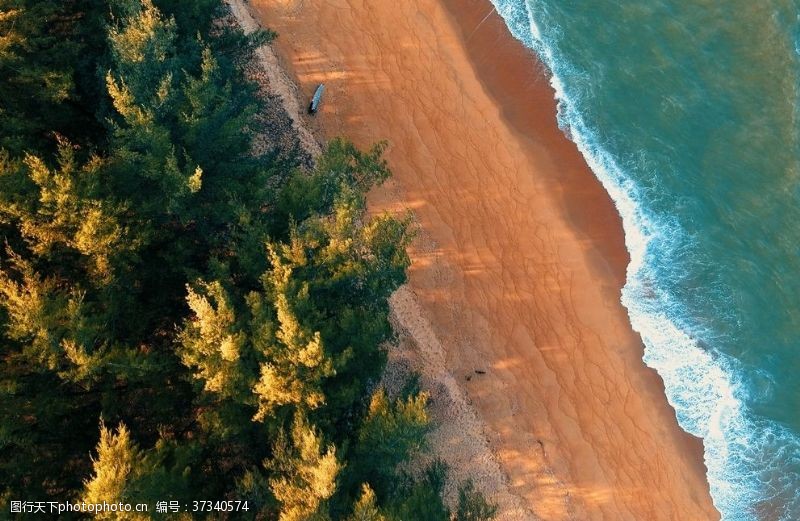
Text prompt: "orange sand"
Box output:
[[249, 0, 719, 519]]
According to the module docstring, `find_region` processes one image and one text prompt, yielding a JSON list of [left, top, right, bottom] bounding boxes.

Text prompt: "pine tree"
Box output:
[[105, 0, 198, 216], [177, 274, 265, 444], [387, 461, 450, 521], [352, 388, 430, 498], [81, 421, 200, 517], [275, 138, 390, 227], [269, 414, 341, 521], [179, 280, 249, 400], [251, 246, 336, 422], [0, 0, 105, 153], [269, 163, 412, 437], [347, 484, 387, 521], [4, 144, 132, 285], [82, 422, 147, 520], [456, 480, 497, 521]]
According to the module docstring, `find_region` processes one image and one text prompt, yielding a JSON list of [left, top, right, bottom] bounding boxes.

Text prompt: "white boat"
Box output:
[[308, 83, 325, 114]]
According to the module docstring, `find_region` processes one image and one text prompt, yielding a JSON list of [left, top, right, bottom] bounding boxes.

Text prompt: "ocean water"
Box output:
[[487, 0, 800, 519]]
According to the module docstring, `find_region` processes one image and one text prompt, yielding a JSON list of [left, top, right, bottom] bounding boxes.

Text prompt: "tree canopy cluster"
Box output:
[[0, 0, 495, 519]]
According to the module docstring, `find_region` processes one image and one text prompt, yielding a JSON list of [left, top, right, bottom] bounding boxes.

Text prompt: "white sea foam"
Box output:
[[488, 0, 800, 518]]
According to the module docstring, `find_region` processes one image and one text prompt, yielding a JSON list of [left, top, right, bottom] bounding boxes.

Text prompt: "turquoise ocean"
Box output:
[[488, 0, 800, 519]]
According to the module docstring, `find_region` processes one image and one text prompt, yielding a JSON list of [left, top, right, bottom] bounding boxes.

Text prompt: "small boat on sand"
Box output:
[[308, 83, 325, 114]]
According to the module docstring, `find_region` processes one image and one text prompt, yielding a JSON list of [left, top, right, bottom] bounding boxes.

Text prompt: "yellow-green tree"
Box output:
[[269, 414, 341, 521], [179, 280, 249, 400], [347, 484, 387, 521], [82, 422, 146, 520]]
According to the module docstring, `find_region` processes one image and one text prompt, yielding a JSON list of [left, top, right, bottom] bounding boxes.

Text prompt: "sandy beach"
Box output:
[[245, 0, 719, 518]]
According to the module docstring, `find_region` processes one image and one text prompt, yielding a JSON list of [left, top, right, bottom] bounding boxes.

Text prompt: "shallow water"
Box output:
[[488, 0, 800, 518]]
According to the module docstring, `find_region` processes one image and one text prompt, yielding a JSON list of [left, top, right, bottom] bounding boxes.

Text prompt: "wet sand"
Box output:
[[248, 0, 719, 518]]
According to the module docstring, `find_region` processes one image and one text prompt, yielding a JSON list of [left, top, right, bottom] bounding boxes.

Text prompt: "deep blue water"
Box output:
[[489, 1, 800, 518]]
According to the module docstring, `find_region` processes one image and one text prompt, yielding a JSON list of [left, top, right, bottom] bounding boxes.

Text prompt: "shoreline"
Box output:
[[245, 0, 719, 518], [435, 2, 719, 516], [440, 0, 630, 287]]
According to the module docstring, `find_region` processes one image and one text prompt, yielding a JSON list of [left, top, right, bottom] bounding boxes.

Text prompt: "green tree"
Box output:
[[104, 0, 200, 218], [271, 168, 412, 437], [387, 461, 450, 521], [0, 0, 105, 153], [456, 480, 497, 521], [275, 138, 390, 227], [350, 389, 430, 498]]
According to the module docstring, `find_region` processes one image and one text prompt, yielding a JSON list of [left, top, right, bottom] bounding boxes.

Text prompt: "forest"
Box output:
[[0, 0, 495, 519]]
